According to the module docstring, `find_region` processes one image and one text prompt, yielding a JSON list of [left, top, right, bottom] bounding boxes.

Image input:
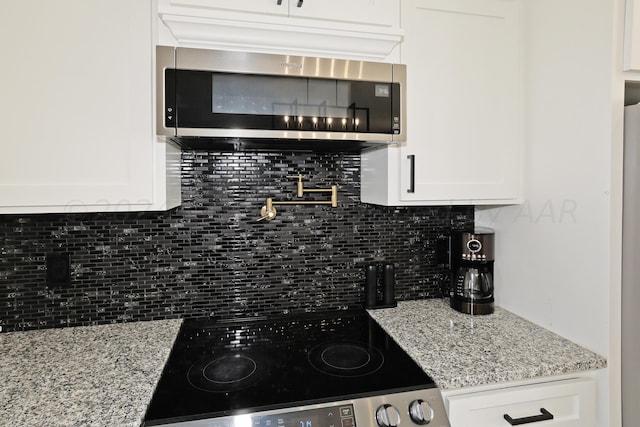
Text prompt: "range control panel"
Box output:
[[252, 405, 355, 427], [157, 389, 450, 427]]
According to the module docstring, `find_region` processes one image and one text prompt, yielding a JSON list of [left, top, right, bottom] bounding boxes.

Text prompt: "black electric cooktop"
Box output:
[[143, 310, 436, 426]]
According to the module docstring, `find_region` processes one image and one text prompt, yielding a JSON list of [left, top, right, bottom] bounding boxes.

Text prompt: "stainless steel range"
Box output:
[[143, 311, 450, 427]]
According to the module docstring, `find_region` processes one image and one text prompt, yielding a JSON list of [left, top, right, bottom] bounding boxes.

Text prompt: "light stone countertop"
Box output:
[[0, 300, 608, 426], [0, 319, 182, 427], [368, 299, 607, 390]]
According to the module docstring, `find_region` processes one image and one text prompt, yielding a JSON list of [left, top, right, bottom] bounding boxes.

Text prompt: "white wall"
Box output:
[[476, 0, 620, 425]]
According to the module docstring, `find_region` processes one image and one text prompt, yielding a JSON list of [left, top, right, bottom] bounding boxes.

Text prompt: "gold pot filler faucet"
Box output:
[[257, 174, 338, 221]]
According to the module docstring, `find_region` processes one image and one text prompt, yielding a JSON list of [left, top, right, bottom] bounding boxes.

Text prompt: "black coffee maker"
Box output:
[[449, 227, 495, 315]]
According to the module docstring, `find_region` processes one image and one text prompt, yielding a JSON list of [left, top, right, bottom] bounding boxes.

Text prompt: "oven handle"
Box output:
[[503, 408, 554, 425]]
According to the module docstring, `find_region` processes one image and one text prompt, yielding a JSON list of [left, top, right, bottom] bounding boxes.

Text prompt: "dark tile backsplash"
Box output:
[[0, 151, 473, 332]]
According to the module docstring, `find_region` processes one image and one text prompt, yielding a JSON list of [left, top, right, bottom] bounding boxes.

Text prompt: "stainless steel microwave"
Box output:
[[156, 46, 406, 151]]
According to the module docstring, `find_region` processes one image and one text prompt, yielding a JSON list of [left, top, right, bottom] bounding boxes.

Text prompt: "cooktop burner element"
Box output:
[[308, 341, 384, 377], [187, 352, 268, 392], [143, 311, 451, 427]]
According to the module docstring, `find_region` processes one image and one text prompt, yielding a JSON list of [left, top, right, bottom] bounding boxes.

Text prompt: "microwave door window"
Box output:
[[173, 70, 393, 133], [212, 74, 304, 116], [211, 73, 359, 132]]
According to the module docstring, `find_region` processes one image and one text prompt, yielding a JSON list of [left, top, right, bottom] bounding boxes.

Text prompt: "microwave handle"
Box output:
[[407, 155, 415, 193]]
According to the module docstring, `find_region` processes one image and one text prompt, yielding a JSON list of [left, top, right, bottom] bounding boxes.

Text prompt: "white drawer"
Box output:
[[444, 378, 596, 427]]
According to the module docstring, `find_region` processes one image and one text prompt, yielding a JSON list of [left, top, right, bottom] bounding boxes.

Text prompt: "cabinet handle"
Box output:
[[407, 155, 415, 193], [503, 408, 554, 425], [297, 0, 303, 7], [277, 0, 283, 4]]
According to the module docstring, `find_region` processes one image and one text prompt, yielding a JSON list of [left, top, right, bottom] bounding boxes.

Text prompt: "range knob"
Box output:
[[376, 404, 401, 427], [408, 400, 434, 425]]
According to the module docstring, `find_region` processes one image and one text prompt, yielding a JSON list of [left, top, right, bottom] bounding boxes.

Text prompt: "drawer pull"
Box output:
[[503, 408, 554, 425]]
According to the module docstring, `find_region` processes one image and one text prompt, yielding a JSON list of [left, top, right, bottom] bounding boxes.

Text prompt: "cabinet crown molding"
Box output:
[[159, 13, 403, 60]]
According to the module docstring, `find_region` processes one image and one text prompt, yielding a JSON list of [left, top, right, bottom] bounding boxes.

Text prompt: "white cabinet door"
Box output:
[[168, 0, 398, 27], [625, 0, 640, 71], [361, 0, 522, 206], [289, 0, 399, 28], [444, 378, 596, 427], [168, 0, 288, 16], [0, 0, 179, 213], [400, 0, 521, 204]]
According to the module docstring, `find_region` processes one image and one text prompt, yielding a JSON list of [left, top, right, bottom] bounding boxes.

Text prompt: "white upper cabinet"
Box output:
[[169, 0, 287, 16], [157, 0, 402, 60], [621, 0, 640, 81], [625, 0, 640, 73], [169, 0, 396, 27], [0, 0, 180, 214], [287, 0, 398, 27], [361, 0, 523, 206]]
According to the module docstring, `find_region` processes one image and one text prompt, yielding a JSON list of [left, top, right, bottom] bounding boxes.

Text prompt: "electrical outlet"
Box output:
[[46, 253, 71, 287]]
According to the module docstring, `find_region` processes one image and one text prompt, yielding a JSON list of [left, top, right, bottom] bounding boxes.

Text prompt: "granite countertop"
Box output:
[[0, 319, 182, 427], [0, 300, 608, 426], [368, 299, 607, 390]]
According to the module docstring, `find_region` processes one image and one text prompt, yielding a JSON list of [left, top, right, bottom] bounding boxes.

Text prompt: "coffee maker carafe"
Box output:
[[450, 227, 495, 315]]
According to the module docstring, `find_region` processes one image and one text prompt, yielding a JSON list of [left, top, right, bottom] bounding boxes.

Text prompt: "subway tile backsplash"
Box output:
[[0, 151, 473, 332]]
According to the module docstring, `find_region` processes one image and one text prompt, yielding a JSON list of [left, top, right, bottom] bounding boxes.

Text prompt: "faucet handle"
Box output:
[[256, 198, 277, 221], [256, 211, 276, 221]]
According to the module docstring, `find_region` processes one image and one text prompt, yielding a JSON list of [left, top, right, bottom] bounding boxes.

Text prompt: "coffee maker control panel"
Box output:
[[458, 229, 494, 261]]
